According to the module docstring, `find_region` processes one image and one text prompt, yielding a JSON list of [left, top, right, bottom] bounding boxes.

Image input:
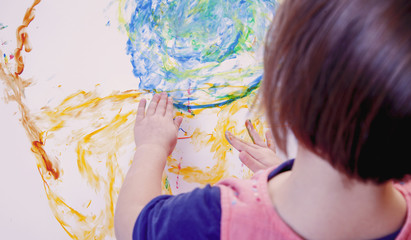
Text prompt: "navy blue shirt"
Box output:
[[133, 160, 401, 239], [133, 185, 221, 239]]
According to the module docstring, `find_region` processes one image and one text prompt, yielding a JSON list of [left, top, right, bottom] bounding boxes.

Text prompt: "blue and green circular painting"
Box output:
[[126, 0, 277, 110]]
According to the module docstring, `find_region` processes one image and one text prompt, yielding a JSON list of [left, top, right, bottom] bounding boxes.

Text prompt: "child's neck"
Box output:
[[268, 145, 407, 240]]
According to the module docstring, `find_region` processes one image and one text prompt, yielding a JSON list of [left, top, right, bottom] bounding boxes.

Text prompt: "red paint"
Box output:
[[187, 84, 192, 113], [176, 162, 181, 189], [177, 136, 192, 140]]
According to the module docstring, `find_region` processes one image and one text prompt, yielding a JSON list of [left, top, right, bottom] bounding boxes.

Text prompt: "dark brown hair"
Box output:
[[263, 0, 411, 183]]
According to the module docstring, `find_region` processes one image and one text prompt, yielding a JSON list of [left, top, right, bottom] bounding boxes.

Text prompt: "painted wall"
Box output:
[[0, 0, 294, 239]]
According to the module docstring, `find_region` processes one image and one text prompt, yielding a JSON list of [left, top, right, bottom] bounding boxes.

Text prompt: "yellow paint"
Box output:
[[167, 95, 259, 185]]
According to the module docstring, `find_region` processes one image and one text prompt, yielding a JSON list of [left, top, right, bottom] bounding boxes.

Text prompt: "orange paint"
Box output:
[[32, 140, 60, 179], [14, 0, 41, 75]]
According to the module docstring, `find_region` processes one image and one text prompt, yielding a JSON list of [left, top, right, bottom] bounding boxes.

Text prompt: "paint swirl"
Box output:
[[127, 0, 277, 110]]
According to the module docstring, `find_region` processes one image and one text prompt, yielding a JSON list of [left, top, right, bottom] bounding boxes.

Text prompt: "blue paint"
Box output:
[[125, 0, 277, 110], [172, 75, 261, 111]]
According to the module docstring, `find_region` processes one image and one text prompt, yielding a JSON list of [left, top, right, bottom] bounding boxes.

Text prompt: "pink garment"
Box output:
[[217, 167, 411, 240]]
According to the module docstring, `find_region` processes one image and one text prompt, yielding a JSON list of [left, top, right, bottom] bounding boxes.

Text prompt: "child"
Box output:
[[115, 0, 411, 239]]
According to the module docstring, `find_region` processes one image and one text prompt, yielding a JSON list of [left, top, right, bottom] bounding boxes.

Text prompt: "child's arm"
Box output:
[[114, 92, 182, 240], [225, 120, 282, 172]]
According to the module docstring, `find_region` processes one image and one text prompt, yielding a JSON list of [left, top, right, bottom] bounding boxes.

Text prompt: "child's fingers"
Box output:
[[156, 92, 168, 116], [238, 142, 273, 165], [239, 151, 266, 172], [245, 120, 265, 147], [146, 93, 160, 116], [174, 116, 183, 129], [225, 131, 257, 152], [265, 130, 276, 153], [136, 98, 146, 121], [166, 96, 174, 119]]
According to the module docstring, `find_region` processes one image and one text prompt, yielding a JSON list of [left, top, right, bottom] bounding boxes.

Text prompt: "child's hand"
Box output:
[[225, 120, 282, 172], [134, 92, 183, 156]]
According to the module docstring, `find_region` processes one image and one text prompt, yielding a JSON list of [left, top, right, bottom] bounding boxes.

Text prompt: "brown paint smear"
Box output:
[[0, 0, 61, 180]]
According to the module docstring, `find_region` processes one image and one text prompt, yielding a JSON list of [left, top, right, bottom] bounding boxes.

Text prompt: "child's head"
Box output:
[[263, 0, 411, 183]]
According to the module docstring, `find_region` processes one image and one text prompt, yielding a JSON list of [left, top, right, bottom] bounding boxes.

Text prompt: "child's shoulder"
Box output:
[[217, 160, 293, 204], [393, 177, 411, 239], [216, 165, 302, 240]]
